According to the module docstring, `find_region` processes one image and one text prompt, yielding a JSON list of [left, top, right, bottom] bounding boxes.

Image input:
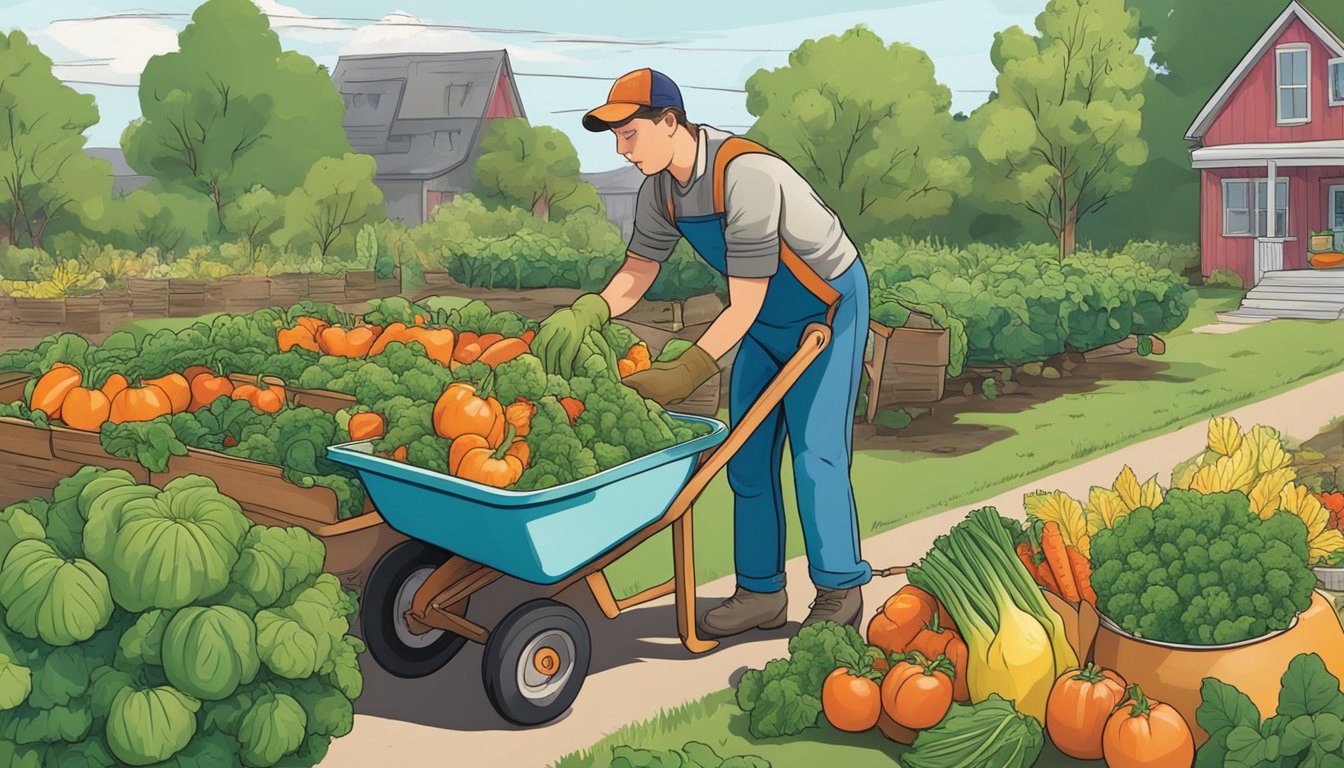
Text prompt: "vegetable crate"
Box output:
[[863, 319, 950, 422], [325, 324, 834, 727]]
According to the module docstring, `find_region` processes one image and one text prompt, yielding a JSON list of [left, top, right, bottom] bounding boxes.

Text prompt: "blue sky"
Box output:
[[5, 0, 1151, 172]]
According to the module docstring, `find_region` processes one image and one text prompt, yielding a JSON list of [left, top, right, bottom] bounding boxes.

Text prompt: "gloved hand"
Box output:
[[533, 294, 611, 378], [623, 343, 719, 406]]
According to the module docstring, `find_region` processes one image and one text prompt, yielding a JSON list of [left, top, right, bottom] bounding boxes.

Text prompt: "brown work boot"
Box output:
[[802, 587, 864, 631], [697, 587, 788, 639]]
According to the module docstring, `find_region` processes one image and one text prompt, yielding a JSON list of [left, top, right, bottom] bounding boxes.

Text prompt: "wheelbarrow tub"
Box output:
[[326, 413, 728, 586]]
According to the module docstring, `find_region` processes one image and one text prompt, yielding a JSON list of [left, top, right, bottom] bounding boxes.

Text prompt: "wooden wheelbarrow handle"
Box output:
[[581, 323, 833, 654]]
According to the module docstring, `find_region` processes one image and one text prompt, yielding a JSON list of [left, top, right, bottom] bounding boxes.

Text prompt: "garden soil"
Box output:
[[322, 367, 1344, 768]]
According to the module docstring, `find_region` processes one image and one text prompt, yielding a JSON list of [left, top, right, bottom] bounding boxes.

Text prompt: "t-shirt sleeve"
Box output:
[[721, 154, 784, 278], [627, 176, 681, 262]]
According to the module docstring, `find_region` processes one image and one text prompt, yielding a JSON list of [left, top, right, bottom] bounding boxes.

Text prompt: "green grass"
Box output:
[[602, 289, 1344, 598], [551, 689, 1092, 768]]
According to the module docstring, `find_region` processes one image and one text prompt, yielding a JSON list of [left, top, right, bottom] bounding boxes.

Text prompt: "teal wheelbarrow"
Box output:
[[327, 324, 831, 727]]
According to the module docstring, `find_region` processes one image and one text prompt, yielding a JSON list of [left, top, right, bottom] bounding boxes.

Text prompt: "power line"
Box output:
[[514, 71, 746, 93]]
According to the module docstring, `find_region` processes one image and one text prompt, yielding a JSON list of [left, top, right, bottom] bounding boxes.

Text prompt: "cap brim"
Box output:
[[582, 102, 642, 132]]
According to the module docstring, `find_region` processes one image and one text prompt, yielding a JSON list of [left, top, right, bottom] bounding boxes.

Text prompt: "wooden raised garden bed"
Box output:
[[863, 318, 950, 422]]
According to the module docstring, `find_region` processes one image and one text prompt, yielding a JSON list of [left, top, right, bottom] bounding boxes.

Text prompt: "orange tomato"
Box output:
[[1047, 664, 1128, 760], [822, 667, 882, 733], [904, 610, 970, 702], [1102, 685, 1195, 768], [349, 412, 386, 441], [880, 653, 955, 730]]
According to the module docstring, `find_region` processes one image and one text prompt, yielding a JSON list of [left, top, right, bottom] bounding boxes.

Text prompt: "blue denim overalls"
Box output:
[[668, 137, 872, 592]]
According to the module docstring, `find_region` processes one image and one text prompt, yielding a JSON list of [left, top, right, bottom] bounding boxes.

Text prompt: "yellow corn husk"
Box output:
[[1086, 486, 1129, 534], [1249, 426, 1292, 474], [1113, 465, 1145, 511], [1249, 468, 1296, 519]]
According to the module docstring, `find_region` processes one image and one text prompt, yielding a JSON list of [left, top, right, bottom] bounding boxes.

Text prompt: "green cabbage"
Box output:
[[238, 693, 306, 767], [0, 539, 113, 646], [84, 476, 251, 611], [162, 606, 259, 701], [106, 686, 199, 766]]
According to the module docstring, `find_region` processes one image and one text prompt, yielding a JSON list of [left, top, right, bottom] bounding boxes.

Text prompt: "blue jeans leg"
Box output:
[[726, 333, 789, 593], [782, 269, 872, 590]]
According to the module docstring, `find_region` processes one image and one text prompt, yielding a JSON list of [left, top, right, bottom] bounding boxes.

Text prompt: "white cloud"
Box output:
[[39, 16, 179, 86], [251, 0, 353, 44], [341, 12, 569, 63]]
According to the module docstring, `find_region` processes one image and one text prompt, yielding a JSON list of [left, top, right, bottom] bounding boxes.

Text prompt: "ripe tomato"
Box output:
[[822, 667, 882, 733]]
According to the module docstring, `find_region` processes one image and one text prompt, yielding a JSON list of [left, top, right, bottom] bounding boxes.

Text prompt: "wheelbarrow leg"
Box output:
[[584, 572, 621, 620], [673, 505, 718, 654]]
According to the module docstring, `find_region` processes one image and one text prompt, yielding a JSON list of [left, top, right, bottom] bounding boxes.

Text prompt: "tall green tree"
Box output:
[[282, 154, 385, 257], [743, 26, 971, 243], [1088, 0, 1344, 247], [473, 118, 602, 221], [969, 0, 1150, 262], [0, 31, 112, 250], [121, 0, 355, 235]]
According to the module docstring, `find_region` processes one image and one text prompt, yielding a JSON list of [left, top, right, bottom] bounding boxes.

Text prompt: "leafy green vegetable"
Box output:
[[361, 297, 426, 327], [106, 686, 200, 765], [733, 622, 869, 738], [609, 742, 770, 768], [600, 323, 642, 357], [656, 339, 695, 363], [902, 695, 1044, 768], [1091, 489, 1316, 645], [100, 419, 189, 473], [1196, 653, 1344, 768], [0, 539, 113, 646]]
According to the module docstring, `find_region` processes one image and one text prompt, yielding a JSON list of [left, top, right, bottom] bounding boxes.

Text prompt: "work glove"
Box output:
[[622, 343, 719, 406], [533, 294, 610, 378]]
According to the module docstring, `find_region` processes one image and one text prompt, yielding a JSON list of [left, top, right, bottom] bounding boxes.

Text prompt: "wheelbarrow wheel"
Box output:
[[482, 599, 591, 726], [362, 540, 470, 679]]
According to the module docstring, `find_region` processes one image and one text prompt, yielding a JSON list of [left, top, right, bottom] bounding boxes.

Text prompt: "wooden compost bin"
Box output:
[[0, 373, 400, 592], [863, 318, 950, 422]]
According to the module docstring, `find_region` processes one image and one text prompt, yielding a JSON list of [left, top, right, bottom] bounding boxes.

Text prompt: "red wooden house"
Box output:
[[1187, 1, 1344, 315]]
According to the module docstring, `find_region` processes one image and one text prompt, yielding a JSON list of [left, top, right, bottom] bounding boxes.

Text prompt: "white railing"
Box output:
[[1254, 237, 1286, 286]]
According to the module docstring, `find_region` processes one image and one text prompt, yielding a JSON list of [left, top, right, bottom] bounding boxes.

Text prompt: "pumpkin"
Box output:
[[504, 399, 536, 438], [293, 316, 330, 336], [231, 376, 286, 414], [188, 372, 234, 412], [108, 382, 173, 424], [277, 324, 320, 354], [477, 338, 530, 368], [29, 364, 82, 418], [367, 322, 413, 356], [448, 429, 528, 488], [182, 365, 213, 383], [349, 412, 386, 441], [559, 397, 585, 425], [904, 609, 969, 701], [880, 652, 956, 730], [433, 383, 505, 444], [146, 373, 191, 414], [61, 387, 112, 432], [100, 373, 129, 401], [317, 326, 382, 357], [405, 327, 455, 366], [1047, 664, 1128, 760], [1102, 685, 1195, 768]]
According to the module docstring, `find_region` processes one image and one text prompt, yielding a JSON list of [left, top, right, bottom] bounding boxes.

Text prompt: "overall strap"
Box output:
[[712, 137, 840, 324]]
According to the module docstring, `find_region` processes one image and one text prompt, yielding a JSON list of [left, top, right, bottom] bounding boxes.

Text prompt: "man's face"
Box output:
[[612, 115, 676, 176]]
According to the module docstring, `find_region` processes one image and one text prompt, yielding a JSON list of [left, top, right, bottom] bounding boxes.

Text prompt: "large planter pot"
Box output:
[[1091, 591, 1344, 744], [1310, 234, 1335, 252], [1316, 566, 1344, 592]]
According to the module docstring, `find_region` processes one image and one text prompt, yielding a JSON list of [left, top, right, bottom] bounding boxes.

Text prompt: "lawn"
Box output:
[[600, 287, 1344, 598], [551, 690, 1093, 768]]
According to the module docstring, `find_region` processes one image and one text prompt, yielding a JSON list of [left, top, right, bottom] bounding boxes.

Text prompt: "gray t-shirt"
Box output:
[[627, 126, 858, 280]]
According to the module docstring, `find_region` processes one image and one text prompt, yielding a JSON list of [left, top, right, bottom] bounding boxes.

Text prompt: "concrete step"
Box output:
[[1257, 271, 1344, 288], [1240, 297, 1344, 312], [1219, 307, 1343, 321], [1244, 289, 1344, 303]]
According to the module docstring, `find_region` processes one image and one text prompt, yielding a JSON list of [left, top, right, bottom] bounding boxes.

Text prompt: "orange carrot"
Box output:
[[1037, 560, 1060, 594], [1016, 542, 1037, 576], [477, 338, 530, 367], [1067, 546, 1097, 607], [1040, 521, 1081, 602]]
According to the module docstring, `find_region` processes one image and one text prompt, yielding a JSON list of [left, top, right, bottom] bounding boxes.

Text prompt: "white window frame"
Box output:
[[1330, 57, 1344, 107], [1222, 177, 1289, 237], [1276, 44, 1311, 125]]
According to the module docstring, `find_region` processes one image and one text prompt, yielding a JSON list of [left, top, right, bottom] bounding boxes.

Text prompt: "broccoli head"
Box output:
[[492, 355, 548, 404], [513, 397, 598, 490]]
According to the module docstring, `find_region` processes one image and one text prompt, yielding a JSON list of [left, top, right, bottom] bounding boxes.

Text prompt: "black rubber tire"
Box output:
[[361, 540, 470, 679], [482, 599, 591, 726]]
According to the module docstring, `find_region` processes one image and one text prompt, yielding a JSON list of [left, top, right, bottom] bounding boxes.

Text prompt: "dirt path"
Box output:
[[321, 369, 1344, 768]]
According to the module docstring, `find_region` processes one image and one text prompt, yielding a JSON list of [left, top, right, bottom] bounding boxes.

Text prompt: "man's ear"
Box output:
[[663, 112, 678, 134]]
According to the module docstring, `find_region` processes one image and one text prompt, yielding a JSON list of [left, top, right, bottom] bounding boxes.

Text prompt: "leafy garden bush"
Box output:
[[0, 468, 363, 767], [1108, 240, 1199, 276], [864, 237, 1196, 367], [1205, 268, 1245, 289]]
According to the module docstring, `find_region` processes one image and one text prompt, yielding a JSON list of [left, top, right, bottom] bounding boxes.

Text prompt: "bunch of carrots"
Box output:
[[277, 315, 534, 369], [1016, 519, 1097, 608]]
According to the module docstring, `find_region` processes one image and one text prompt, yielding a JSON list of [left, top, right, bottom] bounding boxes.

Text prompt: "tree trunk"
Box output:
[[671, 300, 684, 332], [532, 195, 551, 222], [1061, 202, 1079, 263]]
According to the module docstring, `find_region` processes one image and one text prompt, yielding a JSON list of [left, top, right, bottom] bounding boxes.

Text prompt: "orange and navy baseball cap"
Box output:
[[582, 69, 685, 132]]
